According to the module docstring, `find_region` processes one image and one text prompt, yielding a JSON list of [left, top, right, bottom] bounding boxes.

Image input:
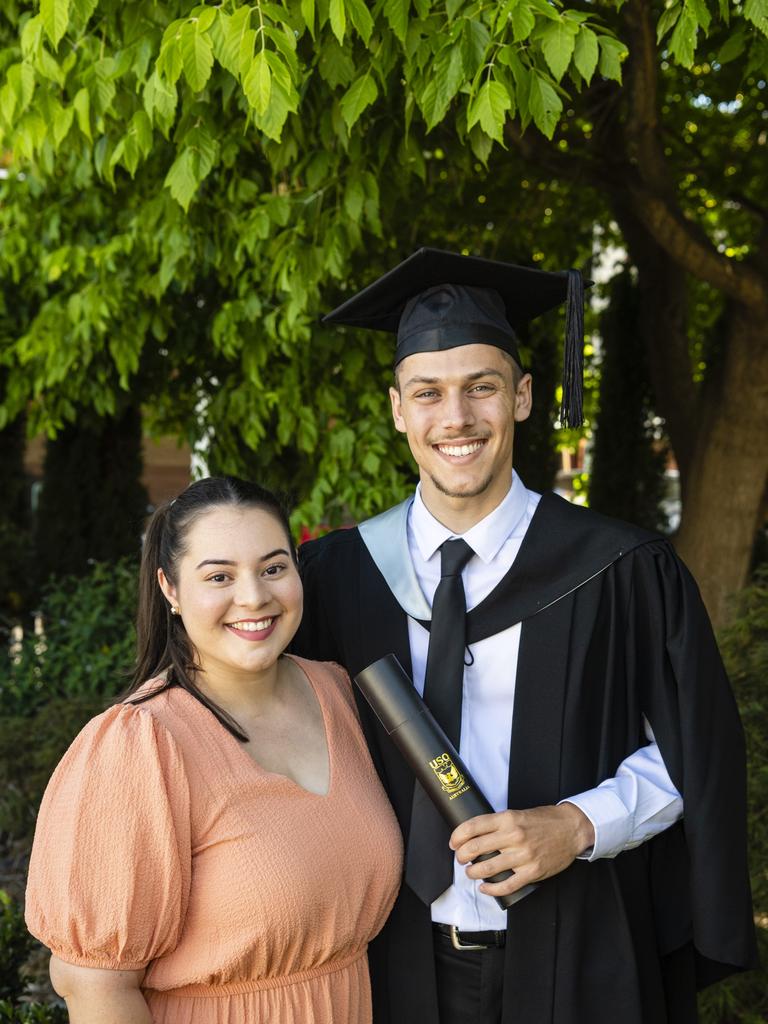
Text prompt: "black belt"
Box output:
[[433, 922, 506, 951]]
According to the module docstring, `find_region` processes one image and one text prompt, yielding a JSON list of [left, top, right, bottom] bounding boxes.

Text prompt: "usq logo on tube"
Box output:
[[429, 752, 466, 794]]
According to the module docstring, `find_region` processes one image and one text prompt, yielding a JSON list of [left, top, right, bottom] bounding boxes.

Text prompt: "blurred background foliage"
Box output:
[[0, 0, 765, 624]]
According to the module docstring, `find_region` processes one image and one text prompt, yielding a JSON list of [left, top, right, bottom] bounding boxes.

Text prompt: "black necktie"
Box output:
[[405, 538, 474, 904]]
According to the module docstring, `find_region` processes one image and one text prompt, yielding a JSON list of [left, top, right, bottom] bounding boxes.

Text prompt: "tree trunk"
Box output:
[[674, 307, 768, 627]]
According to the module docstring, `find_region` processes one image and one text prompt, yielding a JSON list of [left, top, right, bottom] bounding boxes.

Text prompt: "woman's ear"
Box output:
[[157, 568, 177, 610]]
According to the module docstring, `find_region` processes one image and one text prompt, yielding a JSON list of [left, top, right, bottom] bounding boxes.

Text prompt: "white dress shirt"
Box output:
[[406, 472, 683, 931]]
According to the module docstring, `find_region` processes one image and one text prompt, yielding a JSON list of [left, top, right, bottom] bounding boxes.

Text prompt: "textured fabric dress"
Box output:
[[26, 656, 403, 1023]]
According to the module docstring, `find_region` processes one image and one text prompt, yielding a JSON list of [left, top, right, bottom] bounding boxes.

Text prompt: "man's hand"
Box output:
[[449, 802, 596, 897]]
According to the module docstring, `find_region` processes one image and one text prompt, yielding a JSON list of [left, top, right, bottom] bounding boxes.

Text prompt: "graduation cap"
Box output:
[[323, 247, 588, 428]]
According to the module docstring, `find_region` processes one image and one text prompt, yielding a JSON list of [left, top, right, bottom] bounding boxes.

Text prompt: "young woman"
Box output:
[[26, 477, 402, 1023]]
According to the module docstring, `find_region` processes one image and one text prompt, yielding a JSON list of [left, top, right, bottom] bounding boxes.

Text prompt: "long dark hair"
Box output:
[[124, 476, 296, 741]]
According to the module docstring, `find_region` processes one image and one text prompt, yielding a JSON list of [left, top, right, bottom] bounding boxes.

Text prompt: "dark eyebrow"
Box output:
[[402, 368, 505, 390], [195, 549, 290, 570]]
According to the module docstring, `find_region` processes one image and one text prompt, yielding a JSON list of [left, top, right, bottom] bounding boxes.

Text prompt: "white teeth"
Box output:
[[437, 441, 484, 457], [228, 619, 273, 632]]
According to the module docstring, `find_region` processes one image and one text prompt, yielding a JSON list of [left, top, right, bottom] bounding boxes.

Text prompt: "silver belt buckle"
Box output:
[[449, 925, 487, 951]]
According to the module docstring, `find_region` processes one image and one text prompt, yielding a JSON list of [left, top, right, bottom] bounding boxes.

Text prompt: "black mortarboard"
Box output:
[[323, 247, 587, 427]]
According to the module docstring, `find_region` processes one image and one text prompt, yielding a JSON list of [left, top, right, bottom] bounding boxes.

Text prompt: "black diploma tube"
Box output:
[[354, 654, 537, 910]]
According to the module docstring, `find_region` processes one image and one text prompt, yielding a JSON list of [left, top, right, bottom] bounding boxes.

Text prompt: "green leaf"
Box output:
[[384, 0, 409, 43], [597, 36, 627, 82], [301, 0, 316, 38], [539, 18, 578, 82], [143, 70, 178, 134], [318, 38, 356, 88], [656, 3, 681, 44], [238, 28, 257, 75], [467, 78, 511, 142], [131, 109, 153, 157], [243, 50, 272, 113], [181, 21, 214, 92], [157, 31, 184, 85], [263, 26, 299, 81], [41, 0, 70, 49], [196, 6, 218, 33], [346, 0, 374, 44], [669, 7, 697, 67], [163, 127, 218, 210], [214, 8, 251, 76], [330, 0, 346, 43], [71, 0, 98, 29], [87, 60, 116, 114], [52, 104, 74, 147], [8, 63, 36, 114], [573, 26, 598, 84], [0, 83, 16, 126], [716, 25, 746, 63], [528, 71, 562, 138], [73, 85, 90, 139], [340, 72, 378, 129], [468, 122, 493, 163], [35, 45, 65, 85], [744, 0, 768, 35], [420, 44, 464, 129], [511, 4, 535, 43], [686, 0, 711, 33], [462, 18, 491, 74], [21, 15, 44, 58], [343, 175, 365, 220]]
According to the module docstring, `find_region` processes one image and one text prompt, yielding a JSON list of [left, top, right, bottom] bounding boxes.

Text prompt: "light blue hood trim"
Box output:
[[358, 498, 431, 621]]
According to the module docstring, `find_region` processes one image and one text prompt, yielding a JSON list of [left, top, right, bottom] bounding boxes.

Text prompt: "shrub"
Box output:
[[0, 559, 138, 845], [699, 570, 768, 1023], [0, 1005, 67, 1023], [0, 559, 138, 719], [0, 891, 32, 1002]]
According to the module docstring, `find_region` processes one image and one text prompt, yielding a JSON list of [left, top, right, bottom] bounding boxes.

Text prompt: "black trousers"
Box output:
[[433, 931, 506, 1024]]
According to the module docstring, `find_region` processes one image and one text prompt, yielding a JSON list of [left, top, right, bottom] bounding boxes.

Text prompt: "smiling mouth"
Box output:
[[225, 618, 276, 633], [434, 439, 487, 458]]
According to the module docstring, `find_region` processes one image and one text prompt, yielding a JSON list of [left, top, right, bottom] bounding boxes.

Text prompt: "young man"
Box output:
[[292, 248, 756, 1024]]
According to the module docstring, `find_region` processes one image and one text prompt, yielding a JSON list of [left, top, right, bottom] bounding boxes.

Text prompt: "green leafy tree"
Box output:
[[0, 1, 765, 621]]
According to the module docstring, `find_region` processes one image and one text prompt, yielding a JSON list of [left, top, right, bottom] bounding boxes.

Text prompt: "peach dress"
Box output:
[[26, 657, 402, 1023]]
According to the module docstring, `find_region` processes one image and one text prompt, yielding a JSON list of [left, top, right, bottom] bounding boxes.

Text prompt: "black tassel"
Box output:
[[560, 269, 584, 428]]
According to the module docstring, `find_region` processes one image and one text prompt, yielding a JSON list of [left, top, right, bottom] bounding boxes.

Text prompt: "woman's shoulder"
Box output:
[[288, 654, 351, 690], [59, 689, 185, 778]]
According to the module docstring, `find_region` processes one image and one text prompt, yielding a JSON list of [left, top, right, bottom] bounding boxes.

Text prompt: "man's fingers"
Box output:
[[449, 812, 503, 850], [479, 864, 539, 897], [463, 850, 516, 880]]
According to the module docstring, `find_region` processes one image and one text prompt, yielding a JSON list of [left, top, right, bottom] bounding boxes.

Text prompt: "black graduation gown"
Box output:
[[292, 492, 757, 1024]]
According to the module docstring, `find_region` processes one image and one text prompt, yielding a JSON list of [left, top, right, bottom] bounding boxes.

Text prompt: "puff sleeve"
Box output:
[[25, 703, 192, 971]]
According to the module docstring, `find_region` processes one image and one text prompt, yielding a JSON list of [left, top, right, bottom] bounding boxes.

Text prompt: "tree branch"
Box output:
[[620, 0, 768, 313]]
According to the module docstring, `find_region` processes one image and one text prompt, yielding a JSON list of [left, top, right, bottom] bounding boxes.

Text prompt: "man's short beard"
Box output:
[[429, 472, 494, 499]]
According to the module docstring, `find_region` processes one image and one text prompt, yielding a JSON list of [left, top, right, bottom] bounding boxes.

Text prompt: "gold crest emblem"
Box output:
[[429, 752, 466, 794]]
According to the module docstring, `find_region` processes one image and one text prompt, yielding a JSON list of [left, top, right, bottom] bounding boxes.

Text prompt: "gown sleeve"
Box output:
[[633, 541, 758, 980], [25, 703, 192, 971]]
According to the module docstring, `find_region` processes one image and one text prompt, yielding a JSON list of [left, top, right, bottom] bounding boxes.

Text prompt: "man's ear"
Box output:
[[514, 373, 533, 423], [390, 386, 407, 434]]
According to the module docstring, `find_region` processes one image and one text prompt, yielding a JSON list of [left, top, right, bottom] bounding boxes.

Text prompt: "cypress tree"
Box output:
[[0, 413, 32, 619], [589, 268, 669, 531], [34, 408, 148, 586]]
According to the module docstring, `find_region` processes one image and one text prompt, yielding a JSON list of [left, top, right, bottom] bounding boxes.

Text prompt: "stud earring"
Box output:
[[171, 605, 180, 616]]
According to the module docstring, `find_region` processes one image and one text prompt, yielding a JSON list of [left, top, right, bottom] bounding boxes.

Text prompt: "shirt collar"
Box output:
[[410, 472, 530, 565]]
